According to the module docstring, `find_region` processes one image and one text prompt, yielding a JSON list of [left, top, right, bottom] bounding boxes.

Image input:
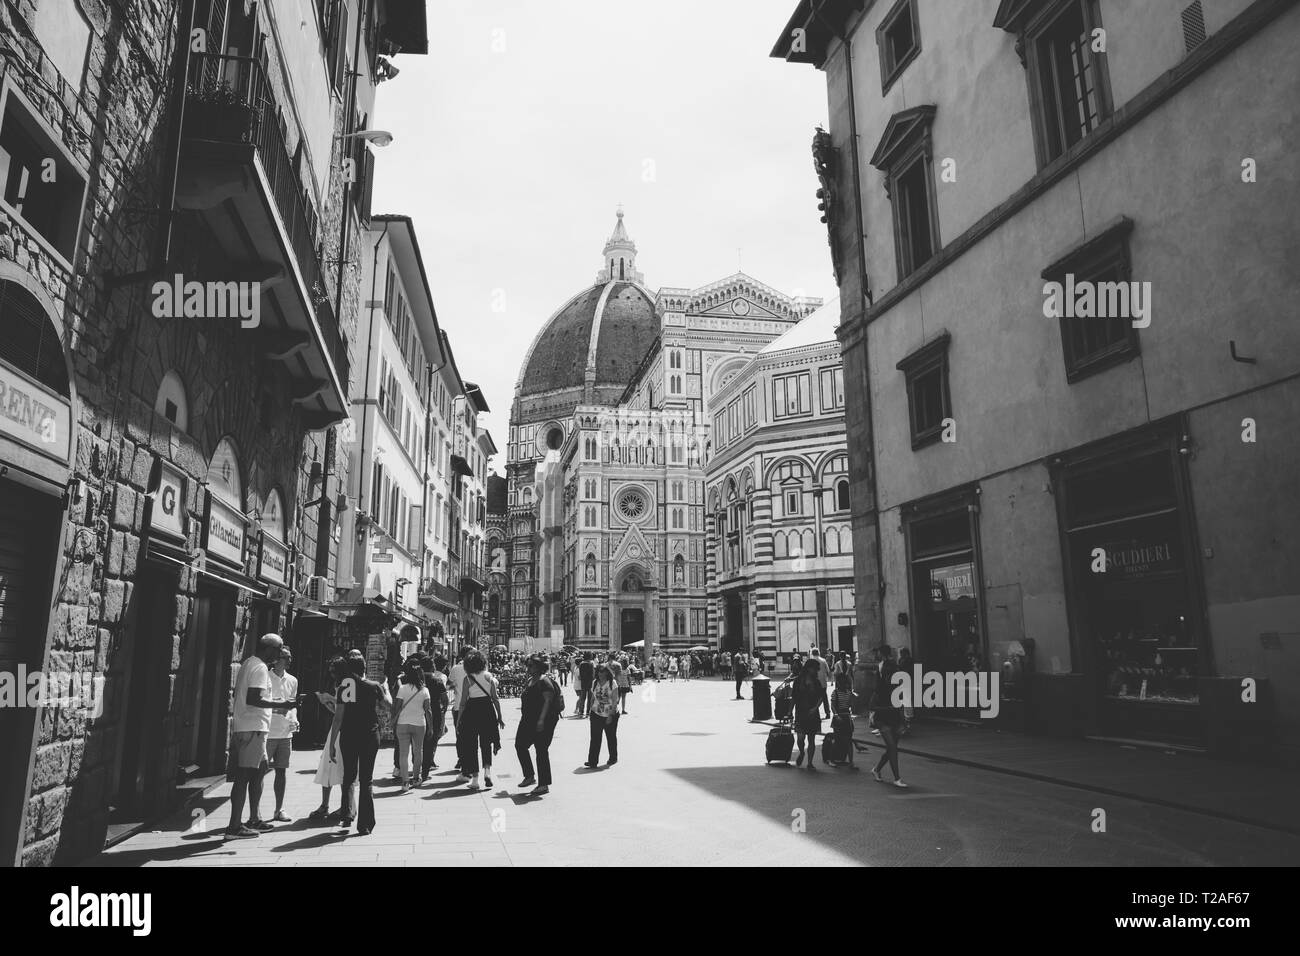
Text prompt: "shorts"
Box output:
[[267, 736, 292, 769], [618, 686, 630, 696], [226, 731, 268, 776]]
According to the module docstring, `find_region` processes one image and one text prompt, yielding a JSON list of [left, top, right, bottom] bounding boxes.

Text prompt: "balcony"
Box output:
[[460, 561, 487, 591], [175, 53, 349, 426], [418, 575, 460, 612]]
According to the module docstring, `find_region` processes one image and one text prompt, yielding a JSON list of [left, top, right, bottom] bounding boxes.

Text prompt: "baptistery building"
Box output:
[[504, 211, 821, 653]]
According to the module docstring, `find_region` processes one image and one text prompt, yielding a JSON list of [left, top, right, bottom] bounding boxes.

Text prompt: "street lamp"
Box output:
[[336, 129, 394, 147]]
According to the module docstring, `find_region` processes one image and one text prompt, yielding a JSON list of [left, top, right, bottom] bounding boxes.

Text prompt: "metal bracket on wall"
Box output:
[[1229, 340, 1257, 364]]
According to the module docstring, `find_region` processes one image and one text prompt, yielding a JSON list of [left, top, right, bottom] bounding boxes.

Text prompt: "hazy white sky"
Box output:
[[370, 0, 832, 461]]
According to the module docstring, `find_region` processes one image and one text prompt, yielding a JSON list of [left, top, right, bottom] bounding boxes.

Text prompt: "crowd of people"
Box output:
[[219, 635, 911, 840]]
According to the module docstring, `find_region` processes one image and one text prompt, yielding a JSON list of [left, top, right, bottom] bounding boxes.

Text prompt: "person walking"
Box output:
[[732, 651, 748, 700], [829, 671, 859, 770], [792, 659, 825, 771], [421, 656, 449, 780], [574, 652, 594, 718], [329, 655, 392, 834], [308, 657, 352, 823], [615, 653, 631, 714], [809, 647, 832, 719], [557, 654, 569, 686], [897, 647, 915, 735], [267, 645, 299, 822], [516, 654, 561, 796], [585, 663, 620, 768], [668, 654, 679, 682], [224, 634, 295, 838], [394, 662, 432, 792], [449, 648, 468, 773], [455, 650, 505, 790], [870, 646, 907, 787]]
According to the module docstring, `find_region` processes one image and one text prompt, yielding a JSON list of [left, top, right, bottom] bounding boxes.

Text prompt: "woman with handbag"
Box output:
[[394, 662, 433, 793], [584, 663, 620, 768], [455, 650, 505, 790]]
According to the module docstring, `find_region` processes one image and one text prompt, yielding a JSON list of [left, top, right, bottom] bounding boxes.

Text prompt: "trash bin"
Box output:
[[751, 674, 772, 721]]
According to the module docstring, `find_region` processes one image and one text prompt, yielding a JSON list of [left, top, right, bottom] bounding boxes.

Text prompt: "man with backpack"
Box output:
[[517, 654, 563, 797]]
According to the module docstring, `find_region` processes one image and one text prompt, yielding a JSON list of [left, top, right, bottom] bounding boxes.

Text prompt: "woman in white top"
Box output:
[[394, 663, 432, 792], [668, 654, 679, 681], [456, 650, 505, 790]]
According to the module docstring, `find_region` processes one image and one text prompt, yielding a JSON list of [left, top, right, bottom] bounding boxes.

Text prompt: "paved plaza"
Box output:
[[87, 678, 1300, 867]]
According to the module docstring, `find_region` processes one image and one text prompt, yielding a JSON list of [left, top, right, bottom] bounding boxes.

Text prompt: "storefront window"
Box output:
[[908, 505, 983, 675], [1064, 450, 1199, 707]]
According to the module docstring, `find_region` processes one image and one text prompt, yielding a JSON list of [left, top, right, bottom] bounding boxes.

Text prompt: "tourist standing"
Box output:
[[615, 653, 632, 714], [309, 656, 350, 822], [456, 650, 505, 790], [329, 655, 392, 834], [267, 645, 299, 822], [394, 662, 432, 792], [870, 646, 907, 787], [517, 654, 561, 796], [585, 663, 620, 767], [668, 654, 679, 682], [224, 634, 294, 839], [732, 651, 748, 700], [792, 659, 825, 771]]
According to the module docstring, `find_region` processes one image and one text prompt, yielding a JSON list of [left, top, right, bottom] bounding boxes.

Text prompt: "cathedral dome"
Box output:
[[514, 211, 659, 417]]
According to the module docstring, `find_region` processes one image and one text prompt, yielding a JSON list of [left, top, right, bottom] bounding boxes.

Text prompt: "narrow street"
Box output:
[[90, 679, 1300, 867]]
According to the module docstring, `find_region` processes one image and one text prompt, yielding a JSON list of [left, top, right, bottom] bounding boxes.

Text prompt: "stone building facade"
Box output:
[[1, 0, 424, 865], [704, 298, 854, 670], [773, 0, 1300, 760]]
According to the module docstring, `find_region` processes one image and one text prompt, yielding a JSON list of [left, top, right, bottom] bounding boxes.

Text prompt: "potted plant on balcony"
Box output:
[[184, 81, 255, 143]]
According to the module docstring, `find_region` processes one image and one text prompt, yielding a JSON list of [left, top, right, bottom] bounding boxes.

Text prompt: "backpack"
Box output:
[[547, 676, 567, 717]]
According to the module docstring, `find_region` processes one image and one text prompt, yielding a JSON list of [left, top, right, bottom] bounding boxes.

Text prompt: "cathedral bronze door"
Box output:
[[620, 608, 644, 647]]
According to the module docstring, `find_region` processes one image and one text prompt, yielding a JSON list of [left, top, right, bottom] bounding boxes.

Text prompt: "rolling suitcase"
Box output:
[[824, 716, 852, 763], [765, 723, 795, 763]]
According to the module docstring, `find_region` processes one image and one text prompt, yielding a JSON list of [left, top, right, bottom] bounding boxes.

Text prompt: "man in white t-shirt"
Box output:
[[267, 646, 299, 822], [449, 648, 468, 781], [810, 647, 832, 718], [225, 634, 294, 839]]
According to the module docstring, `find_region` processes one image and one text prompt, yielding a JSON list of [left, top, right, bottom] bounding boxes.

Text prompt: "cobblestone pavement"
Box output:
[[87, 678, 1300, 866]]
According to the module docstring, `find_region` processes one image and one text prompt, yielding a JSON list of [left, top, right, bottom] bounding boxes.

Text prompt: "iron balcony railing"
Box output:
[[185, 52, 350, 391]]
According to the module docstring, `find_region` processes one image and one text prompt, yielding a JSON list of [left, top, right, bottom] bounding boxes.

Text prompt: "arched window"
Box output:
[[824, 526, 840, 555], [774, 531, 788, 559], [155, 370, 189, 430], [836, 478, 850, 512], [522, 486, 533, 505], [802, 529, 817, 557], [261, 488, 287, 541], [619, 259, 625, 279], [207, 437, 243, 509]]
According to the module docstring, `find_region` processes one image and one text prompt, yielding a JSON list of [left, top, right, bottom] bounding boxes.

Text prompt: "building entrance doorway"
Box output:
[[620, 608, 644, 647], [724, 593, 744, 652]]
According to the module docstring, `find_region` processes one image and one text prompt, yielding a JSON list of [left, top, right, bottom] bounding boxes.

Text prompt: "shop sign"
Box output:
[[929, 562, 975, 602], [372, 551, 394, 563], [257, 533, 289, 587], [147, 460, 188, 542], [1097, 537, 1179, 578], [202, 492, 246, 567], [0, 358, 70, 462]]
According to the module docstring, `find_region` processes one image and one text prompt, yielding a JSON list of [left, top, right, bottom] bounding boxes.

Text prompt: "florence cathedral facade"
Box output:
[[503, 211, 821, 654]]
